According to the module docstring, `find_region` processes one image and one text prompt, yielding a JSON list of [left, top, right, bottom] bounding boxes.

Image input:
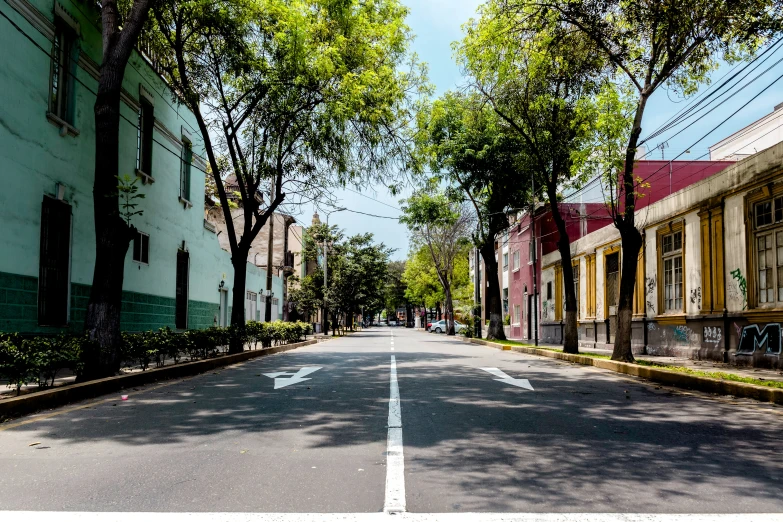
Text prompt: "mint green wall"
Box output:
[[0, 0, 282, 333]]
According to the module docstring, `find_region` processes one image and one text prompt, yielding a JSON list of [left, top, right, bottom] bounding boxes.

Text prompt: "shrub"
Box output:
[[0, 333, 37, 395], [0, 333, 83, 394]]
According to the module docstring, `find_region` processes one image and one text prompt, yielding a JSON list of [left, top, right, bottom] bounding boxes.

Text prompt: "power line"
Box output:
[[638, 68, 783, 187], [342, 208, 400, 220], [340, 186, 402, 210], [641, 38, 783, 145]]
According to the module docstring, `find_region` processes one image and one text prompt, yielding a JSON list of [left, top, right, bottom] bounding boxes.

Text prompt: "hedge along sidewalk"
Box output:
[[466, 338, 783, 405], [0, 339, 317, 421]]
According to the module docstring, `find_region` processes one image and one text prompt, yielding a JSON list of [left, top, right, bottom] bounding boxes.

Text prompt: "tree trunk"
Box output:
[[610, 92, 648, 360], [81, 0, 153, 382], [546, 183, 578, 354], [480, 241, 506, 340], [612, 226, 642, 361], [82, 67, 133, 380], [444, 284, 455, 335], [436, 303, 442, 321], [228, 249, 249, 353]]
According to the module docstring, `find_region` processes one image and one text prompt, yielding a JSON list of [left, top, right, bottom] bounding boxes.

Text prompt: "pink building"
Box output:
[[502, 159, 736, 342]]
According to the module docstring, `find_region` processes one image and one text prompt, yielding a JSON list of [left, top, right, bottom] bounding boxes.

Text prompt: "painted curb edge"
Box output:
[[0, 339, 318, 420], [467, 338, 783, 405]]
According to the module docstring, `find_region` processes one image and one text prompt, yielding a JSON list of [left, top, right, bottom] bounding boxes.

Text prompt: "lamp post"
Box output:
[[322, 207, 346, 335]]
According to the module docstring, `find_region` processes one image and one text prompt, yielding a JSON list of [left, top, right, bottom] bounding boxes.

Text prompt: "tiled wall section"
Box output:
[[0, 272, 219, 333]]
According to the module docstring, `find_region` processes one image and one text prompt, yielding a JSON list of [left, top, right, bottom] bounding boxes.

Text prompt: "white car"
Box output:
[[429, 320, 466, 334]]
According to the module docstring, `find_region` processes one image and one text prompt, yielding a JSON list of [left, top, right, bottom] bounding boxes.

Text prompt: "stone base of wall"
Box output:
[[0, 270, 219, 334], [548, 313, 783, 370]]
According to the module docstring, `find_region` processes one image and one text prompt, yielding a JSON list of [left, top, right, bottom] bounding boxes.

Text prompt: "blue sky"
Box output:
[[293, 0, 783, 260]]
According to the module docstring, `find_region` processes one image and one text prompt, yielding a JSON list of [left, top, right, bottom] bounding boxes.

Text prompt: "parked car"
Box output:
[[428, 320, 466, 334]]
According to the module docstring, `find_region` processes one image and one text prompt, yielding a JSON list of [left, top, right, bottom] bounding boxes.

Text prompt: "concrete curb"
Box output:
[[0, 339, 317, 420], [468, 338, 783, 405]]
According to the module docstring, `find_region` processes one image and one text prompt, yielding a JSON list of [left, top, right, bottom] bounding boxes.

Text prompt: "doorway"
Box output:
[[218, 289, 228, 327]]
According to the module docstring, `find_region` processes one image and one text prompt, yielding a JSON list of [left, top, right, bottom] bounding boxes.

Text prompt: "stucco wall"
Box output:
[[0, 0, 282, 333]]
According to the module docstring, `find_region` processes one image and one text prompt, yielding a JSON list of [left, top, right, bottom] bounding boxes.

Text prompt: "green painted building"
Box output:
[[0, 0, 283, 334]]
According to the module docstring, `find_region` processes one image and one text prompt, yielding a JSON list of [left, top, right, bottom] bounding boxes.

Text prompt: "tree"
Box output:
[[459, 5, 619, 353], [400, 190, 473, 336], [402, 245, 444, 313], [81, 0, 159, 379], [496, 0, 782, 361], [415, 93, 529, 339], [385, 260, 410, 326], [329, 234, 392, 332], [151, 0, 424, 351]]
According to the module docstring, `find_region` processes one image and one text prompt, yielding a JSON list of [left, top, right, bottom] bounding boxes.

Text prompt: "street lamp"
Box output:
[[323, 207, 346, 335]]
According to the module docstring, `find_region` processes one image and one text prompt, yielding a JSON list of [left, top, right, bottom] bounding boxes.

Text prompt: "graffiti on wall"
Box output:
[[673, 325, 694, 343], [736, 323, 782, 355], [690, 287, 702, 310], [729, 269, 748, 310], [703, 326, 722, 345], [647, 322, 657, 331], [542, 300, 549, 320], [645, 277, 656, 314]]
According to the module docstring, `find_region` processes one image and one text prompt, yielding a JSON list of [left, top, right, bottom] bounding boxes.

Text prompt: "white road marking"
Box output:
[[481, 368, 534, 391], [384, 355, 406, 514], [262, 367, 322, 389], [3, 513, 780, 521]]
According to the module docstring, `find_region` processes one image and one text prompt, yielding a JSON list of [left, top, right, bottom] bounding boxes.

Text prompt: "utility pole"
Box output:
[[474, 226, 482, 339], [264, 210, 275, 322], [531, 179, 539, 347]]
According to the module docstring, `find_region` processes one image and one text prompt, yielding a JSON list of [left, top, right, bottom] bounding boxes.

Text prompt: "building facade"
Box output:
[[540, 141, 783, 368], [0, 0, 283, 333]]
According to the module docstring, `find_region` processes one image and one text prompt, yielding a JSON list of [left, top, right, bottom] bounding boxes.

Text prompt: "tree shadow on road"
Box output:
[[2, 330, 782, 513]]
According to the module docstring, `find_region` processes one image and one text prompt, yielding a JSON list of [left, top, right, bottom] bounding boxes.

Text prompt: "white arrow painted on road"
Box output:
[[480, 368, 534, 391], [263, 367, 322, 389]]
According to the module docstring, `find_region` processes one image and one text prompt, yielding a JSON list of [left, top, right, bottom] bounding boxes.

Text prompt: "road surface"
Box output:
[[1, 327, 782, 517]]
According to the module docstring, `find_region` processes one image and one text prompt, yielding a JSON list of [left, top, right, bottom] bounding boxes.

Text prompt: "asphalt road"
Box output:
[[1, 327, 783, 515]]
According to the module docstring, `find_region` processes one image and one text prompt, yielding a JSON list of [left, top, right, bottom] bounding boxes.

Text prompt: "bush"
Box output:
[[0, 320, 315, 395], [0, 333, 83, 394]]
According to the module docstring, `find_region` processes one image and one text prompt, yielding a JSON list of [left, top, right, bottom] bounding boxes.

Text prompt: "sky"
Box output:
[[292, 0, 783, 260]]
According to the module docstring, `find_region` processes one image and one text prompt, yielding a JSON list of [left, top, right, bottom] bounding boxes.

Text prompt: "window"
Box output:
[[606, 252, 619, 314], [175, 250, 189, 329], [50, 19, 77, 125], [547, 281, 552, 300], [513, 250, 520, 271], [662, 231, 683, 312], [137, 98, 154, 176], [513, 304, 521, 325], [180, 137, 192, 203], [245, 291, 257, 321], [503, 252, 509, 271], [572, 263, 580, 319], [528, 239, 535, 265], [754, 198, 783, 228], [502, 288, 509, 313], [752, 196, 783, 307], [38, 197, 71, 326], [132, 231, 149, 264]]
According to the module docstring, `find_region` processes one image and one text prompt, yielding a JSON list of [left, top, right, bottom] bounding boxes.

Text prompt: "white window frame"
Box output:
[[512, 250, 520, 271], [753, 196, 783, 307], [132, 230, 149, 265], [662, 230, 683, 312]]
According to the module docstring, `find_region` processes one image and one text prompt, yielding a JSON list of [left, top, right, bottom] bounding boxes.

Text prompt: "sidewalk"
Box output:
[[1, 334, 325, 399], [528, 341, 783, 383]]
